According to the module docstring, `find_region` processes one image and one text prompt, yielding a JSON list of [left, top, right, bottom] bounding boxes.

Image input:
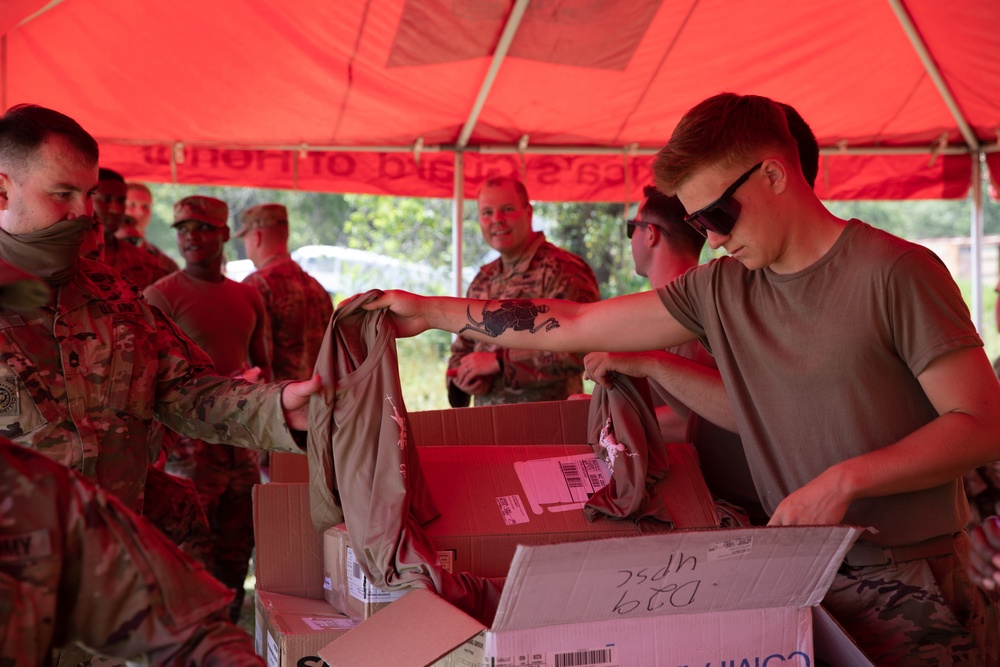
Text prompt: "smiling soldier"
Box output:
[[446, 176, 600, 407], [144, 195, 272, 622]]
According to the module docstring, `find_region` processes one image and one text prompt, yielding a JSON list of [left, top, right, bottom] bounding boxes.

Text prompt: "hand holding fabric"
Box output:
[[281, 373, 323, 430], [968, 516, 1000, 591]]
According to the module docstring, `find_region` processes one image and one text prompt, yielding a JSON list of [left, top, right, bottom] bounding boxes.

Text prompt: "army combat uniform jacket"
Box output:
[[242, 255, 333, 381], [0, 443, 262, 666], [0, 258, 301, 512], [448, 233, 600, 406]]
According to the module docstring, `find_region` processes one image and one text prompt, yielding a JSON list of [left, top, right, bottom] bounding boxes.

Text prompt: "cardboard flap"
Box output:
[[410, 399, 590, 446], [253, 483, 325, 598], [813, 604, 876, 665], [492, 525, 862, 632], [318, 589, 485, 666]]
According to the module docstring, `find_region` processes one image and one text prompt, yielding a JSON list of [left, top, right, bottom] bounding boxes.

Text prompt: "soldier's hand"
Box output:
[[282, 374, 323, 430], [584, 352, 650, 389], [968, 516, 1000, 591], [241, 366, 263, 383], [363, 290, 431, 338]]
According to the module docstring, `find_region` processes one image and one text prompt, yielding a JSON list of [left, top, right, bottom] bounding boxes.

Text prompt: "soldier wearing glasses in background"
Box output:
[[369, 92, 1000, 665]]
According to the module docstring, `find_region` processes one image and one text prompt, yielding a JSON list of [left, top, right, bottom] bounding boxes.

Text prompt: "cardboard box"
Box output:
[[254, 590, 357, 667], [319, 526, 875, 667], [419, 444, 717, 577], [323, 524, 417, 621], [410, 399, 590, 447], [253, 482, 326, 600], [268, 399, 592, 483], [323, 444, 718, 621], [269, 451, 308, 484]]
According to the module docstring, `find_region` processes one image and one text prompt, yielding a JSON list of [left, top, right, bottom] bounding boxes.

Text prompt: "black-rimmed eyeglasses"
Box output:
[[626, 219, 663, 239], [683, 162, 763, 237]]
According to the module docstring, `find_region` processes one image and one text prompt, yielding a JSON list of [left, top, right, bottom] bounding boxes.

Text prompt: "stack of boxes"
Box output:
[[253, 400, 872, 666]]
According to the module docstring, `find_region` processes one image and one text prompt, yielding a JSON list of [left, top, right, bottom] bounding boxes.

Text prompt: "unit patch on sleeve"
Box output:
[[0, 375, 19, 417]]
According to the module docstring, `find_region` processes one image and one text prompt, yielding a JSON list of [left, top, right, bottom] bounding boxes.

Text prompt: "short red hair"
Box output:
[[652, 93, 798, 195]]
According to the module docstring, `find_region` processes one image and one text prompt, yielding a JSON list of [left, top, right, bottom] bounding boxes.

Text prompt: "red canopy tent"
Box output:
[[2, 0, 997, 202], [1, 0, 999, 311]]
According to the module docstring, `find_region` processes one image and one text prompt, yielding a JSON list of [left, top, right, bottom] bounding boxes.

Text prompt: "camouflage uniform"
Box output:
[[824, 532, 1000, 666], [448, 232, 600, 406], [103, 234, 174, 290], [139, 238, 180, 276], [962, 358, 1000, 528], [242, 255, 333, 382], [143, 464, 213, 565], [0, 442, 263, 666], [0, 256, 301, 515]]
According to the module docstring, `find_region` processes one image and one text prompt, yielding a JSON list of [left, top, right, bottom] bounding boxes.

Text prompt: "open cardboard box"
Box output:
[[322, 442, 718, 620], [254, 591, 356, 667], [319, 526, 875, 667], [268, 399, 593, 483]]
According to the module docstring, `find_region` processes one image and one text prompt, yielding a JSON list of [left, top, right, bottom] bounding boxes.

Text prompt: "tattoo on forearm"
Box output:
[[458, 300, 560, 338]]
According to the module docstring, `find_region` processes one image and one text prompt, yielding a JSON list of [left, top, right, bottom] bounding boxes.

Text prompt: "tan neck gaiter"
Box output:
[[0, 216, 94, 286]]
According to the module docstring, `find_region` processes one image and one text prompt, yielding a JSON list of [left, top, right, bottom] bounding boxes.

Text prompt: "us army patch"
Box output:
[[0, 529, 52, 561], [0, 375, 18, 417]]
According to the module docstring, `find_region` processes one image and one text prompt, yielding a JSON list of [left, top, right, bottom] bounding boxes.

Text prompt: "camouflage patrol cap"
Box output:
[[0, 260, 50, 310], [172, 196, 229, 228], [234, 203, 288, 238]]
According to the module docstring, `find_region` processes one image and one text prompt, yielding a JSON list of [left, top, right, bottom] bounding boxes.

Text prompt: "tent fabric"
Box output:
[[1, 0, 999, 201]]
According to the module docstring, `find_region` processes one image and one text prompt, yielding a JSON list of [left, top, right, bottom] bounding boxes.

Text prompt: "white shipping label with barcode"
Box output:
[[302, 616, 357, 631], [496, 494, 530, 525], [549, 646, 618, 667], [707, 534, 753, 561], [346, 546, 407, 603], [492, 645, 618, 667], [514, 454, 611, 514], [266, 631, 279, 667], [438, 549, 455, 573]]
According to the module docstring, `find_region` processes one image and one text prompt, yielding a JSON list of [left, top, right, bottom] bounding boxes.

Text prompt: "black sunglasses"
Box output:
[[625, 219, 666, 239], [683, 162, 763, 237]]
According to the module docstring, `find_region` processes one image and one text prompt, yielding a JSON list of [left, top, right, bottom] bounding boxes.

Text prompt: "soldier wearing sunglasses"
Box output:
[[368, 93, 1000, 664]]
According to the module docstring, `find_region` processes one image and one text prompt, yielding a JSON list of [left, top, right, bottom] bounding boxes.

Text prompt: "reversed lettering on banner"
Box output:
[[121, 145, 655, 201]]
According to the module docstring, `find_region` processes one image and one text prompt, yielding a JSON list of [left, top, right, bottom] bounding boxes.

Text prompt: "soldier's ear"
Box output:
[[0, 172, 10, 211]]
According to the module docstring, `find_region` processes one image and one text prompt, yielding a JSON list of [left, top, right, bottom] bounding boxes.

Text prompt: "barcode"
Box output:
[[582, 459, 607, 490], [554, 649, 613, 667], [352, 561, 362, 581], [560, 461, 584, 489]]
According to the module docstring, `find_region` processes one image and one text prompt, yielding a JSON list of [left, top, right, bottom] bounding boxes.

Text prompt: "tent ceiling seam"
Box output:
[[90, 138, 989, 158], [887, 0, 979, 150], [330, 0, 373, 143], [15, 0, 65, 29], [612, 0, 699, 144], [456, 0, 531, 149]]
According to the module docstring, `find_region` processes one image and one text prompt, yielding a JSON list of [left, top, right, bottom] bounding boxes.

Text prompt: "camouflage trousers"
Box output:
[[142, 464, 213, 565], [165, 436, 260, 623], [824, 532, 1000, 666]]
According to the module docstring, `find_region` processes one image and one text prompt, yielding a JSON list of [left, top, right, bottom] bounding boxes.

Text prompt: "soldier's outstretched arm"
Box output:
[[364, 289, 695, 353]]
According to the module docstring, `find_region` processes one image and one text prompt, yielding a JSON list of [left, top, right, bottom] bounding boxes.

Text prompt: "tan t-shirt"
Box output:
[[659, 220, 979, 546], [145, 270, 271, 376]]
